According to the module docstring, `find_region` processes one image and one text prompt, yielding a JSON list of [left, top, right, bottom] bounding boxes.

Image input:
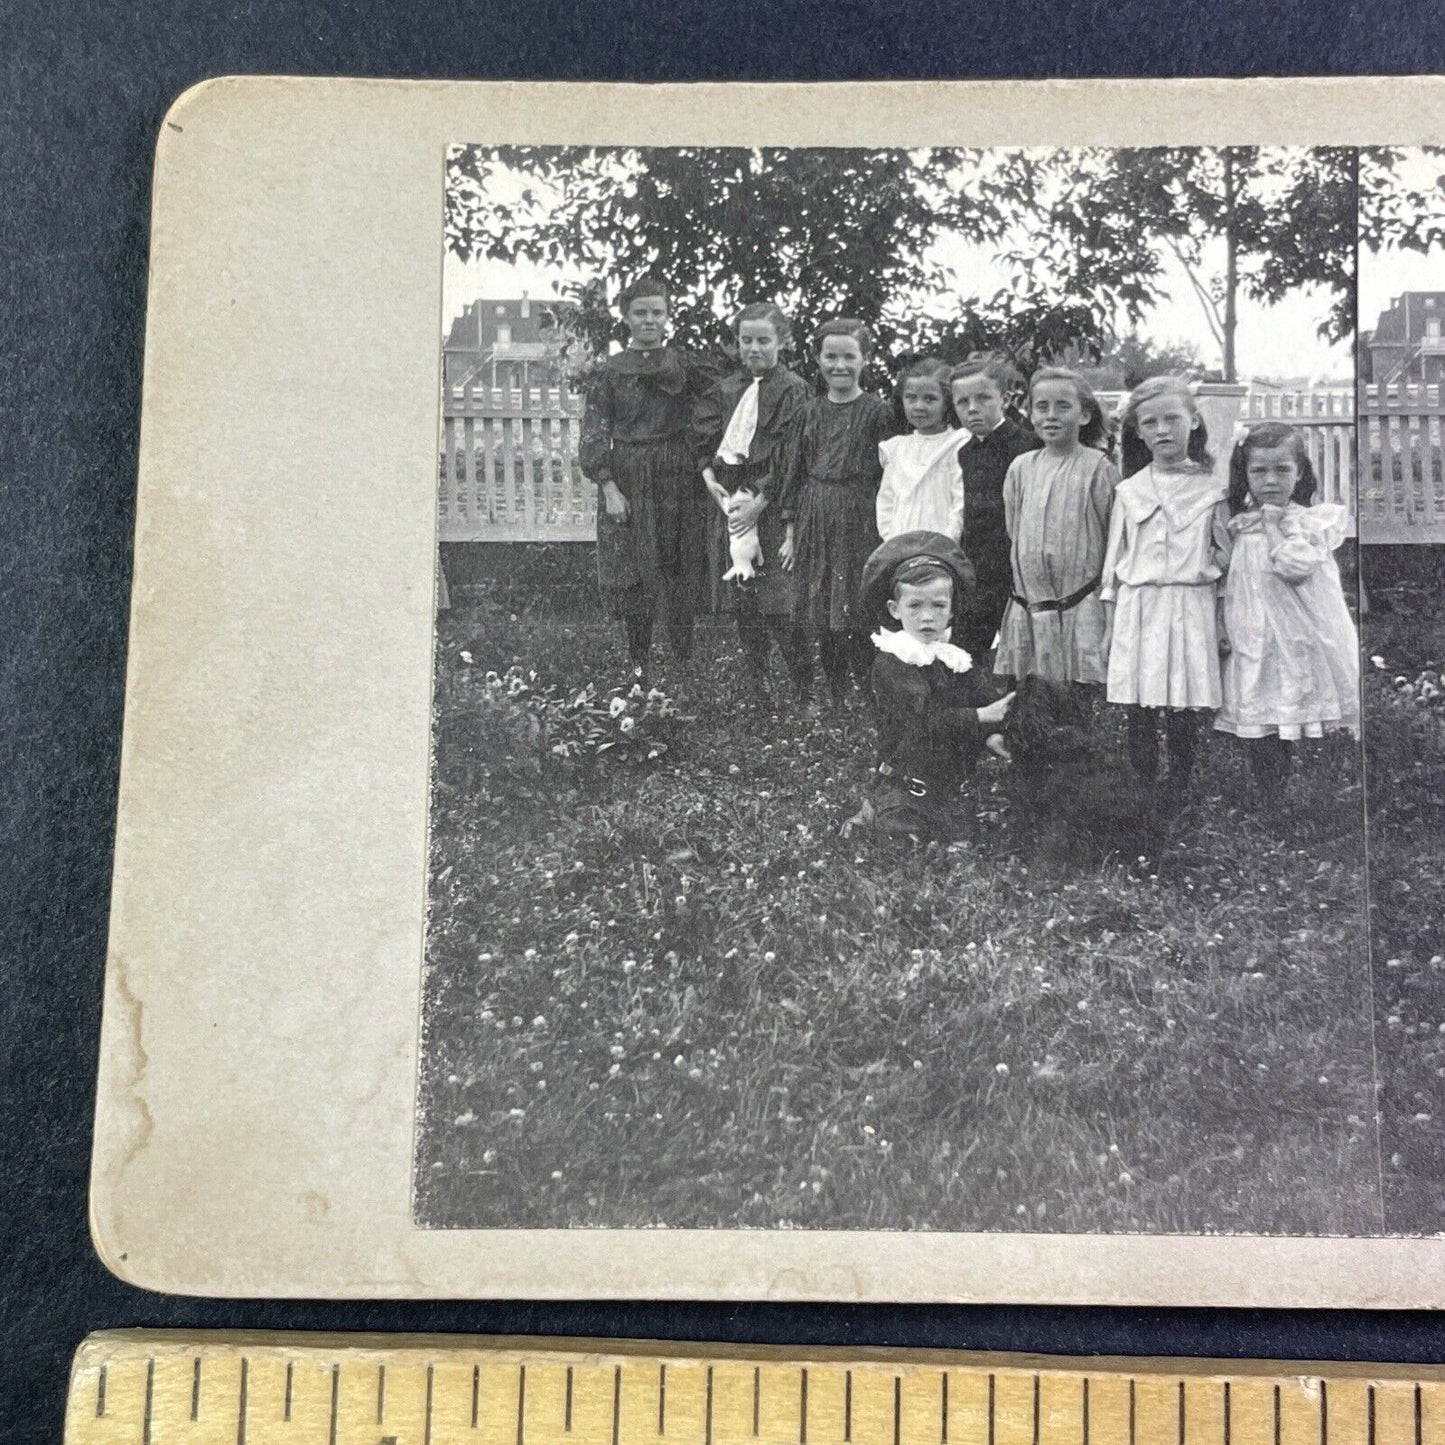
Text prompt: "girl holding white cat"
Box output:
[[698, 302, 813, 702]]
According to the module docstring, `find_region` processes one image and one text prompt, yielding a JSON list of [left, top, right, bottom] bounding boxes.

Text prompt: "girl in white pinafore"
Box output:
[[1214, 421, 1360, 802], [876, 358, 967, 541], [1103, 377, 1231, 798]]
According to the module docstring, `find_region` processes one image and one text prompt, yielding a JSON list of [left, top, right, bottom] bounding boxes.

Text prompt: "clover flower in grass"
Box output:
[[609, 696, 627, 718]]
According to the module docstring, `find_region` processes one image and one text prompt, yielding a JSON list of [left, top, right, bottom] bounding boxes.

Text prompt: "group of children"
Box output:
[[577, 277, 1362, 836]]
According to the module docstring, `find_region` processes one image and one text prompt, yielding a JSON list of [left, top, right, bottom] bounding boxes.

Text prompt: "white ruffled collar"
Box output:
[[872, 627, 973, 672]]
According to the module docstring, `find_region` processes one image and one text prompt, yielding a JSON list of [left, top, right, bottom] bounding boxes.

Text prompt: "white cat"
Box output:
[[720, 488, 764, 582]]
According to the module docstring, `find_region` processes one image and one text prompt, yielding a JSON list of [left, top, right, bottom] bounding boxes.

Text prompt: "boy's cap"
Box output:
[[860, 531, 977, 625]]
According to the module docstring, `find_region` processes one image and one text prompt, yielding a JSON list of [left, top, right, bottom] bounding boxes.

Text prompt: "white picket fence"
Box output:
[[438, 380, 593, 542], [1241, 390, 1355, 527], [1359, 383, 1445, 544], [1096, 386, 1356, 533], [439, 381, 1445, 545]]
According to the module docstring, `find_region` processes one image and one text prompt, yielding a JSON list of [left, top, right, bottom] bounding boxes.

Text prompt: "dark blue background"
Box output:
[[6, 3, 1445, 1442]]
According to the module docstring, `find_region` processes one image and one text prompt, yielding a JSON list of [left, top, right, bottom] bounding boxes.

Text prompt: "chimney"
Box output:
[[521, 291, 531, 319]]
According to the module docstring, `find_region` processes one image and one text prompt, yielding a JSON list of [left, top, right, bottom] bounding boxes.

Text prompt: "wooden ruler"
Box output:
[[65, 1333, 1445, 1445]]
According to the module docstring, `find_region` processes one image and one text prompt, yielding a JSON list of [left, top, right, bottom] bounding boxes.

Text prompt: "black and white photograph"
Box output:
[[1356, 146, 1445, 1238], [415, 143, 1388, 1237]]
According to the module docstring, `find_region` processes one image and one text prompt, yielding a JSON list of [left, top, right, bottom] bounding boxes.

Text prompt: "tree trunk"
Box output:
[[1223, 149, 1238, 384]]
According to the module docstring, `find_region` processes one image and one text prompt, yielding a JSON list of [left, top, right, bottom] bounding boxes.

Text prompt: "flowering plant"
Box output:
[[464, 666, 686, 801]]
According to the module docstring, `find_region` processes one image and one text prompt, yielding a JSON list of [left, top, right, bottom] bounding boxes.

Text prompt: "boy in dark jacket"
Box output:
[[951, 355, 1041, 661], [842, 532, 1014, 841]]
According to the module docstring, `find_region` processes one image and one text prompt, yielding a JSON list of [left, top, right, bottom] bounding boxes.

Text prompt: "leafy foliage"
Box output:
[[1073, 332, 1208, 390], [446, 145, 1209, 379], [1021, 147, 1361, 358], [436, 660, 686, 808], [1359, 146, 1445, 255]]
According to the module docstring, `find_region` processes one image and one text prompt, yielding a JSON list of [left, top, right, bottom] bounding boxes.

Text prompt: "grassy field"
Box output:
[[1361, 550, 1445, 1236], [414, 549, 1392, 1236]]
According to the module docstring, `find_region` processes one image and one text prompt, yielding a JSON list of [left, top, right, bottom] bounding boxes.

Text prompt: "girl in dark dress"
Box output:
[[577, 278, 716, 685], [950, 354, 1041, 662], [780, 318, 898, 706], [696, 302, 813, 701]]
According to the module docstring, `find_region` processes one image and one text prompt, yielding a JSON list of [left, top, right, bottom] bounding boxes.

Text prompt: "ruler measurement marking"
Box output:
[[142, 1359, 155, 1445], [64, 1348, 1445, 1445], [237, 1358, 249, 1445]]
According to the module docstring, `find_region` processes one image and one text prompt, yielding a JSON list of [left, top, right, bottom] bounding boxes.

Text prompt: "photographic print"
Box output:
[[1357, 146, 1445, 1237], [416, 143, 1384, 1237], [92, 79, 1445, 1302]]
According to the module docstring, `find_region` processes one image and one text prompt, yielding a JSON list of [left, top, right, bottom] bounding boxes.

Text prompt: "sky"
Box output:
[[440, 149, 1374, 384], [1359, 150, 1445, 324]]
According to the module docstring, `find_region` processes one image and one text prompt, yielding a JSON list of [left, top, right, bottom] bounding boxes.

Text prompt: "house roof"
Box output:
[[1371, 300, 1407, 344], [445, 303, 481, 352]]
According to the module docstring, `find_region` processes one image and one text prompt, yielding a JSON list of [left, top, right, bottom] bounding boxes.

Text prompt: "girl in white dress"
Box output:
[[1214, 421, 1361, 802], [876, 358, 967, 541], [1103, 376, 1230, 800]]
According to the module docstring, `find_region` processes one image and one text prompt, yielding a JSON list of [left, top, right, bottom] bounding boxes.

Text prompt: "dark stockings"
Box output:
[[623, 616, 654, 676], [738, 613, 812, 691], [1127, 707, 1200, 787], [621, 578, 694, 680], [818, 629, 868, 702], [1246, 735, 1292, 802]]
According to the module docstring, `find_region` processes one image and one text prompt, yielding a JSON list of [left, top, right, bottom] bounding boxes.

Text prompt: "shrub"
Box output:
[[442, 665, 687, 806]]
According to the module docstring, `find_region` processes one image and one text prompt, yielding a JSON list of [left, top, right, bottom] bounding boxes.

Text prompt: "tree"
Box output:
[[1019, 148, 1358, 380], [445, 146, 1167, 384], [1072, 333, 1207, 391], [1358, 147, 1445, 254]]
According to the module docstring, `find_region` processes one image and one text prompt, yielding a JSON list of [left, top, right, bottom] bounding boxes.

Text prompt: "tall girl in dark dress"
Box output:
[[697, 302, 813, 701], [578, 278, 716, 685], [780, 318, 898, 706]]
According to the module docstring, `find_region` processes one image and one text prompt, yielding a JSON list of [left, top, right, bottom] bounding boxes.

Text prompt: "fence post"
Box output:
[[1194, 382, 1248, 464]]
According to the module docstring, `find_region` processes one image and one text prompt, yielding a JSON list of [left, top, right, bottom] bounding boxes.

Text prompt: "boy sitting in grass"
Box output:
[[843, 531, 1014, 841]]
